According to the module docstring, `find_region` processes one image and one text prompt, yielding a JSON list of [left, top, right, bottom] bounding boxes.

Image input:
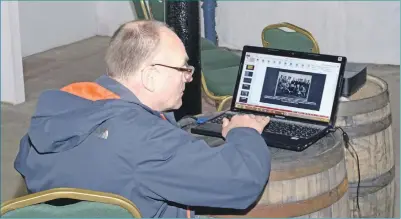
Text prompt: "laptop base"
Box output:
[[191, 119, 330, 152], [262, 127, 330, 151]]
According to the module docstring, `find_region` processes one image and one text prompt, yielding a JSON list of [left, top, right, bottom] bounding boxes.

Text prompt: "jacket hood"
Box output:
[[26, 75, 177, 154], [28, 81, 133, 154]]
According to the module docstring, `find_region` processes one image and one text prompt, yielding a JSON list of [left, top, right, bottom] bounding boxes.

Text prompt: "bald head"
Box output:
[[105, 20, 172, 79], [151, 24, 188, 67], [105, 20, 191, 111]]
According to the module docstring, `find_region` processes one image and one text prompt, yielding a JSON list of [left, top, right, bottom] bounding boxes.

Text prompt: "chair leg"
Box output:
[[214, 100, 220, 109], [217, 96, 232, 112]]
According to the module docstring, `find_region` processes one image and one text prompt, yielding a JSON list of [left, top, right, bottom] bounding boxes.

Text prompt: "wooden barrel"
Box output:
[[192, 129, 350, 218], [336, 75, 395, 218]]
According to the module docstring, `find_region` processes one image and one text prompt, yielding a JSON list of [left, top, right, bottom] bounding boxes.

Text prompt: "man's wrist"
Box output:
[[226, 127, 260, 139]]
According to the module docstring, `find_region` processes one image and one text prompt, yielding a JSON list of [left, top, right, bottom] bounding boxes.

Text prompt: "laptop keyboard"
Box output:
[[209, 113, 321, 139], [209, 114, 234, 124], [264, 120, 321, 139]]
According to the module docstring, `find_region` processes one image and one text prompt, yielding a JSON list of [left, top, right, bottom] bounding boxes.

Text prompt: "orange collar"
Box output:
[[60, 82, 120, 101]]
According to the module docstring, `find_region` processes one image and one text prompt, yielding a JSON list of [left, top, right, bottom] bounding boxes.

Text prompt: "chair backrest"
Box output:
[[131, 0, 150, 20], [132, 0, 166, 22], [261, 22, 320, 53], [1, 188, 142, 218]]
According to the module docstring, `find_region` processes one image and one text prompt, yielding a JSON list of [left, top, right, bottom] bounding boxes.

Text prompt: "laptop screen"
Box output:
[[234, 52, 342, 123]]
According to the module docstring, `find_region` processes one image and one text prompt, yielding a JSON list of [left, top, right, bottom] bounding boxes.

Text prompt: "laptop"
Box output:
[[191, 46, 347, 151]]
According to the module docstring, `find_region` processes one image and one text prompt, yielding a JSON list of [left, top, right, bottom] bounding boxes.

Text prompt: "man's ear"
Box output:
[[141, 67, 156, 92]]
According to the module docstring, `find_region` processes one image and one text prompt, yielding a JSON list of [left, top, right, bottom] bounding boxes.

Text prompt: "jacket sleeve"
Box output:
[[135, 118, 271, 210]]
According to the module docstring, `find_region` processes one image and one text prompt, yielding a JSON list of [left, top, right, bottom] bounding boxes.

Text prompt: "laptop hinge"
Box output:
[[327, 124, 336, 132]]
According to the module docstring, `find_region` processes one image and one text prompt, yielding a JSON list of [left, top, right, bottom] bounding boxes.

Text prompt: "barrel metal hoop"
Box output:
[[210, 178, 348, 218], [337, 75, 389, 116], [349, 165, 395, 197], [340, 114, 392, 138]]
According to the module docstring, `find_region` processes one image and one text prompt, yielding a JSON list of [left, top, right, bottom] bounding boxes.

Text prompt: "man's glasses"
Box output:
[[152, 64, 194, 81]]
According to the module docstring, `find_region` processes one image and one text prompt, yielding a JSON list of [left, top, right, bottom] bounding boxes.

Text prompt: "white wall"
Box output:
[[17, 1, 138, 54], [17, 1, 205, 57], [18, 1, 98, 57], [95, 1, 204, 37], [216, 1, 400, 65], [15, 1, 400, 63], [1, 1, 25, 104], [96, 1, 136, 36]]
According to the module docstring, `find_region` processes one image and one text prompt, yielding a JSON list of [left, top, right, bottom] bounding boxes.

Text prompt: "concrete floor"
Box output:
[[1, 36, 399, 217]]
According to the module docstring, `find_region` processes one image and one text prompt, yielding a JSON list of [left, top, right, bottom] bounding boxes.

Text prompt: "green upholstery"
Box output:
[[200, 48, 240, 96], [201, 38, 217, 51], [1, 188, 142, 218], [263, 29, 315, 53], [202, 66, 240, 96], [261, 22, 319, 53], [147, 0, 165, 21], [131, 1, 164, 21], [131, 1, 149, 20], [201, 49, 241, 71], [130, 0, 164, 22], [2, 201, 133, 218]]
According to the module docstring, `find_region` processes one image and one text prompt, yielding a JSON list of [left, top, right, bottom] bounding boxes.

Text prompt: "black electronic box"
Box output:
[[341, 62, 367, 97]]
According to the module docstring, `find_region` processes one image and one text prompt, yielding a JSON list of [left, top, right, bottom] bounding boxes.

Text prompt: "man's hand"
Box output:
[[221, 114, 270, 138]]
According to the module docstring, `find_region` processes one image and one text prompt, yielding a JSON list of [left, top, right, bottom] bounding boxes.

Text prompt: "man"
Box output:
[[14, 20, 271, 218]]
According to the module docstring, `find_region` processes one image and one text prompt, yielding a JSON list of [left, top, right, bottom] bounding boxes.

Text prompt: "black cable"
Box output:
[[335, 126, 361, 217]]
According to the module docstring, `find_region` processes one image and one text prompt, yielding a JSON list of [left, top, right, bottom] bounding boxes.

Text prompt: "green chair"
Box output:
[[261, 22, 320, 53], [132, 0, 165, 21], [131, 0, 240, 111], [131, 0, 150, 20], [201, 38, 218, 51], [1, 188, 142, 218], [201, 49, 241, 71]]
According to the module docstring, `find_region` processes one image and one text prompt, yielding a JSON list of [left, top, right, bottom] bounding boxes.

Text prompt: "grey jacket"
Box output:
[[14, 75, 271, 218]]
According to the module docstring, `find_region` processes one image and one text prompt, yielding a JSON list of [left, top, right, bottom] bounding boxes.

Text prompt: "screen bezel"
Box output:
[[230, 46, 347, 127]]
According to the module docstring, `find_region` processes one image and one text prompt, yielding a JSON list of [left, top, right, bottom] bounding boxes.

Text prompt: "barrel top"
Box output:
[[346, 75, 387, 100], [337, 75, 390, 116]]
